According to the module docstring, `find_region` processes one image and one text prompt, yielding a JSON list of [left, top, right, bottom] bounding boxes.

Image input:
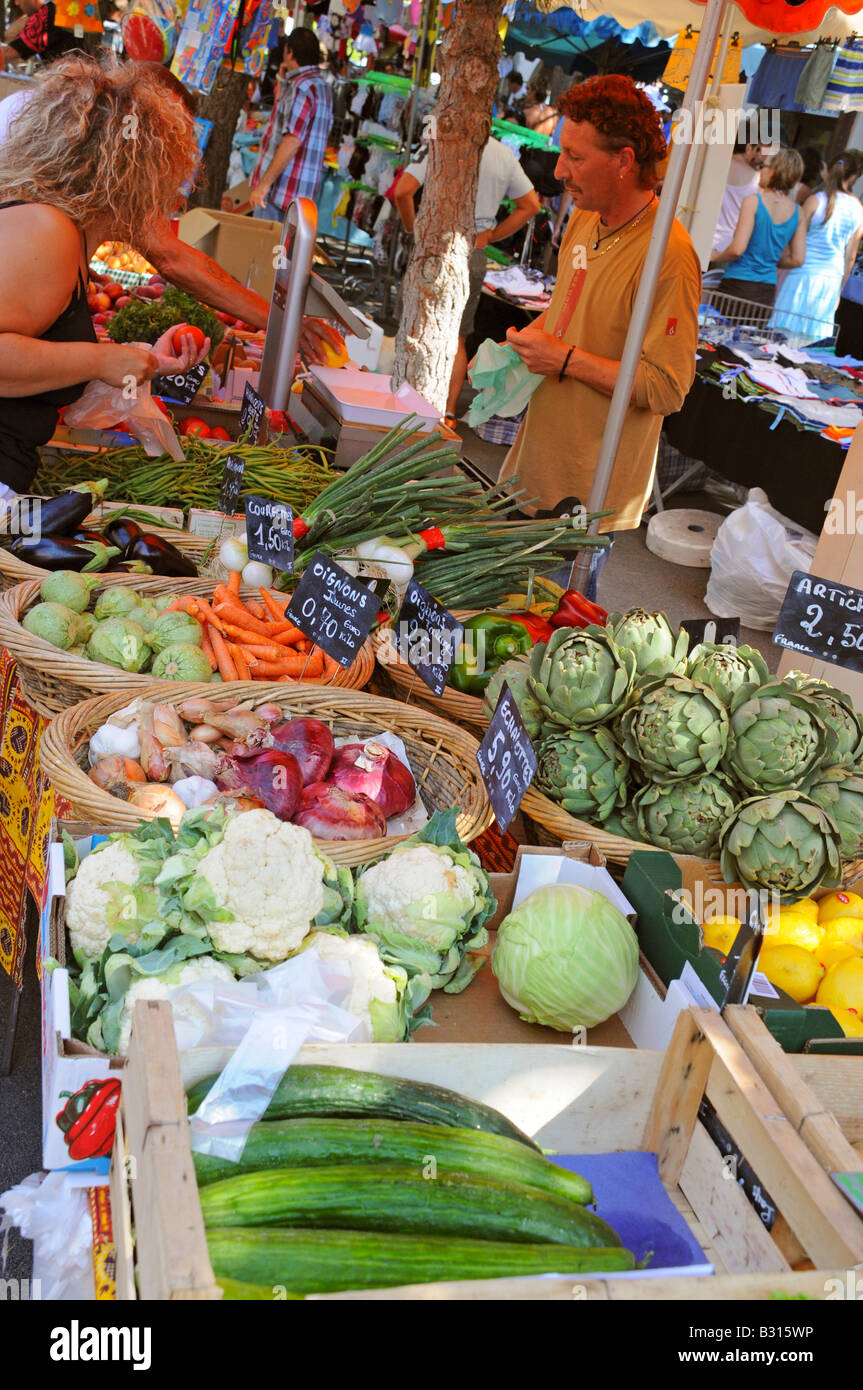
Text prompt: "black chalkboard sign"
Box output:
[[238, 382, 266, 443], [287, 551, 378, 668], [680, 617, 740, 647], [773, 569, 863, 675], [151, 361, 207, 405], [245, 495, 294, 574], [395, 580, 463, 697], [475, 683, 538, 835], [219, 455, 245, 516]]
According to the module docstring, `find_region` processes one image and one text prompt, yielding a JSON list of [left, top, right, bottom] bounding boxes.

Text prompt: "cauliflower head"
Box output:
[[65, 841, 142, 960], [190, 810, 326, 962], [302, 930, 416, 1042], [356, 844, 480, 946], [116, 955, 235, 1055]]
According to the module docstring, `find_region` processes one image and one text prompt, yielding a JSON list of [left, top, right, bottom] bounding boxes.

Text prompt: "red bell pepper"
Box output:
[[549, 590, 608, 631], [503, 611, 554, 643], [56, 1078, 121, 1161]]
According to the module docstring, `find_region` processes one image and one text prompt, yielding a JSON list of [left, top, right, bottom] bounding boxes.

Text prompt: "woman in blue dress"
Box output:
[[771, 151, 863, 341], [709, 148, 804, 315]]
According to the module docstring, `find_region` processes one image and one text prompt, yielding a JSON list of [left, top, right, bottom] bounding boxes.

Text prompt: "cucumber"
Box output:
[[207, 1227, 635, 1295], [216, 1277, 301, 1300], [187, 1064, 540, 1151], [199, 1165, 621, 1248], [193, 1117, 593, 1206]]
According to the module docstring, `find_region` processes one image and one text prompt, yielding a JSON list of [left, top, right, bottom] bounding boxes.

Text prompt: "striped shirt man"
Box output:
[[251, 65, 333, 219]]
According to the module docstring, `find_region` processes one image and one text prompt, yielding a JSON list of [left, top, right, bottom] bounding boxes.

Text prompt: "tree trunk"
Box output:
[[189, 65, 250, 211], [392, 0, 502, 411]]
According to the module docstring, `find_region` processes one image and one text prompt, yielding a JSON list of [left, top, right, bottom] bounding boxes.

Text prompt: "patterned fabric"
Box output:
[[252, 65, 333, 211], [10, 1, 80, 57], [472, 409, 525, 445], [822, 44, 863, 113]]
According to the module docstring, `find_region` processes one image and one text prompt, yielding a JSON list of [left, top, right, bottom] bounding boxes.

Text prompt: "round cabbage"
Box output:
[[491, 882, 638, 1032]]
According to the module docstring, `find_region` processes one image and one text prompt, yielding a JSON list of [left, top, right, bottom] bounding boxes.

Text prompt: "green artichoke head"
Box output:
[[528, 624, 636, 729], [719, 791, 842, 901], [598, 802, 641, 843], [482, 658, 545, 741], [535, 726, 629, 823], [609, 607, 689, 678], [686, 642, 770, 706], [790, 680, 863, 769], [806, 766, 863, 862], [723, 681, 836, 794], [618, 675, 730, 783], [633, 773, 738, 858]]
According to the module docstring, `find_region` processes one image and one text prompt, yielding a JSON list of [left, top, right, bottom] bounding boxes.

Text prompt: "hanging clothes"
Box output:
[[822, 43, 863, 113], [747, 49, 809, 110], [794, 43, 838, 110]]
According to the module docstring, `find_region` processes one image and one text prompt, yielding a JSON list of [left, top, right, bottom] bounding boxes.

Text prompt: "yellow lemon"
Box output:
[[819, 917, 863, 952], [815, 956, 863, 1015], [816, 941, 861, 974], [759, 946, 825, 1004], [827, 1008, 863, 1038], [789, 897, 820, 925], [702, 915, 741, 954], [817, 891, 863, 924], [762, 912, 823, 952]]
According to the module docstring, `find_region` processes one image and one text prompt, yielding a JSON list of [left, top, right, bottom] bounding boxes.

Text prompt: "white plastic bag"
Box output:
[[0, 1172, 95, 1300], [705, 487, 817, 631], [63, 378, 184, 460]]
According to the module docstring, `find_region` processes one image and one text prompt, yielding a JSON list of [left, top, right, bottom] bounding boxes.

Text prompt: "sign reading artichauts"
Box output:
[[773, 569, 863, 676]]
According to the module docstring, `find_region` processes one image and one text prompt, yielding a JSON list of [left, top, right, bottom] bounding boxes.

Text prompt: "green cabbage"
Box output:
[[491, 882, 638, 1032], [148, 610, 203, 651], [150, 643, 213, 682], [86, 616, 151, 671]]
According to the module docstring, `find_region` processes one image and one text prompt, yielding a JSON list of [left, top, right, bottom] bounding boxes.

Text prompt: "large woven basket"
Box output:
[[371, 616, 488, 731], [520, 785, 863, 892], [0, 525, 212, 591], [0, 576, 373, 717], [40, 681, 492, 865]]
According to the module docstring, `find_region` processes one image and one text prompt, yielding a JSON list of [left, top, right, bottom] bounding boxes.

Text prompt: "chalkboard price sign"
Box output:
[[287, 550, 378, 668], [151, 361, 207, 406], [238, 382, 266, 443], [394, 579, 463, 697], [244, 495, 294, 574], [475, 683, 538, 835], [219, 455, 245, 516], [773, 569, 863, 676]]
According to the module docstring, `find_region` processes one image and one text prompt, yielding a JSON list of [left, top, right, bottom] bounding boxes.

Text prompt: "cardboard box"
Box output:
[[177, 207, 283, 303]]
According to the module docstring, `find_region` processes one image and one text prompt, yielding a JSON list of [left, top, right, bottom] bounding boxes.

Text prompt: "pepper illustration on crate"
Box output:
[[56, 1078, 121, 1161]]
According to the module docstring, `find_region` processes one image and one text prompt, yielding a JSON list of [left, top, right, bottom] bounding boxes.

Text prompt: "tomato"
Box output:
[[152, 397, 170, 417], [171, 322, 207, 355], [178, 417, 210, 438], [208, 426, 232, 440]]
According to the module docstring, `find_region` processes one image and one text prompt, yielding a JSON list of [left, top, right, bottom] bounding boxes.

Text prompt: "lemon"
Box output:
[[759, 946, 825, 1004], [815, 956, 863, 1015], [827, 1008, 863, 1038], [819, 917, 863, 952], [702, 915, 741, 954], [789, 897, 820, 925], [762, 912, 823, 952], [817, 891, 863, 924], [816, 941, 861, 974]]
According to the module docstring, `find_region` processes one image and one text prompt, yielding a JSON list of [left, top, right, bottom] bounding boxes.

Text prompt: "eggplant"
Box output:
[[125, 533, 198, 577], [111, 561, 153, 573], [72, 529, 110, 544], [102, 517, 142, 552], [13, 480, 107, 539], [9, 536, 120, 572]]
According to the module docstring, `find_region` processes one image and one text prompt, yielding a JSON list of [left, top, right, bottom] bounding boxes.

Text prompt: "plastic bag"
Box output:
[[63, 378, 184, 461], [705, 487, 817, 631], [0, 1172, 95, 1300], [467, 339, 542, 427]]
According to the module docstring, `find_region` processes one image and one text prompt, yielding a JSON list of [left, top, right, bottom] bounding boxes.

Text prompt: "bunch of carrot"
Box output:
[[163, 573, 342, 684]]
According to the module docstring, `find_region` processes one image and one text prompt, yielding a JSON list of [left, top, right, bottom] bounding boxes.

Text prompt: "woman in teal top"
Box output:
[[710, 148, 805, 310]]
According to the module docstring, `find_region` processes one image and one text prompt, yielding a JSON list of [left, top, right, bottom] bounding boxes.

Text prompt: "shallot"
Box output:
[[328, 741, 415, 817], [268, 718, 334, 785], [128, 783, 186, 827], [87, 757, 146, 799], [215, 748, 302, 820], [293, 783, 387, 840]]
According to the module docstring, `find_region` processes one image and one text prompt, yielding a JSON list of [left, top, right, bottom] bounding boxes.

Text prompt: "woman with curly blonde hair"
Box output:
[[0, 55, 209, 494]]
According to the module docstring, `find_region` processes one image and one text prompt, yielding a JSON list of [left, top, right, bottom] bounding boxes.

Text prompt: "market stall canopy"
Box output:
[[503, 4, 673, 78], [526, 0, 863, 47]]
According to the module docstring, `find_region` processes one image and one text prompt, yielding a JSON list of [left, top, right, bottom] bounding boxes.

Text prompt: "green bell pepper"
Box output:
[[449, 613, 533, 695]]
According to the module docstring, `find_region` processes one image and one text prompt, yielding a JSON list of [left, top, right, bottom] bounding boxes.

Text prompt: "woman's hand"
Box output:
[[151, 326, 211, 374], [95, 343, 159, 389], [506, 325, 570, 376], [299, 315, 345, 364]]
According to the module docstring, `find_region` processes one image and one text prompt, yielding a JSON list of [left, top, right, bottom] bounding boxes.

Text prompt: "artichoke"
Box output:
[[719, 791, 842, 900], [633, 773, 738, 858], [723, 681, 835, 794], [790, 680, 863, 768], [807, 767, 863, 861], [618, 676, 729, 783], [528, 625, 636, 729], [600, 802, 641, 842], [686, 642, 769, 706], [609, 608, 689, 678], [534, 727, 629, 823], [482, 658, 544, 741]]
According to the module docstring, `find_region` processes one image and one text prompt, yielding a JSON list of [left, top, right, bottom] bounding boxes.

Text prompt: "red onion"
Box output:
[[268, 717, 335, 785], [328, 741, 415, 817], [215, 749, 302, 821], [293, 782, 386, 840]]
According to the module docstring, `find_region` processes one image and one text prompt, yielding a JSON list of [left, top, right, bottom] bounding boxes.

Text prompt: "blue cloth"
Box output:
[[544, 534, 614, 606], [771, 191, 863, 338], [747, 49, 808, 110], [253, 194, 286, 223], [726, 193, 798, 286]]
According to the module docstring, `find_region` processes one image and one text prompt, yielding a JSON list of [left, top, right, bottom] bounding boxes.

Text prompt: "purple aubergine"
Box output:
[[328, 742, 415, 817], [215, 749, 302, 820], [268, 717, 335, 786], [293, 783, 387, 840]]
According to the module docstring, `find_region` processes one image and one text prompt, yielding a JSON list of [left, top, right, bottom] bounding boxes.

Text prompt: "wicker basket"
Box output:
[[40, 681, 492, 865], [520, 785, 863, 891], [0, 526, 212, 592], [0, 576, 373, 717], [371, 617, 488, 731]]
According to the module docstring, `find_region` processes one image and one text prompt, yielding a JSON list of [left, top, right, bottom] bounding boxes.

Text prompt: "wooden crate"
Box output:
[[111, 1001, 863, 1300]]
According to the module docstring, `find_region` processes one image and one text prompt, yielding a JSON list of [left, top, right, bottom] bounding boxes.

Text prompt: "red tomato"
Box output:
[[152, 397, 170, 417], [170, 322, 206, 355], [208, 426, 232, 440], [178, 417, 210, 438]]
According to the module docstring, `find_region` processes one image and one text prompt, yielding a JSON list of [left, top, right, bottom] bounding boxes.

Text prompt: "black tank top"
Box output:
[[0, 202, 97, 492]]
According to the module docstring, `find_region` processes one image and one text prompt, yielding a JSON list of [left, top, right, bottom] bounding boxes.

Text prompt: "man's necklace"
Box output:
[[591, 195, 656, 255]]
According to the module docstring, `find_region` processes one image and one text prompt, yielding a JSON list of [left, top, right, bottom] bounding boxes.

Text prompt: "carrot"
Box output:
[[299, 648, 325, 678], [319, 650, 341, 682], [192, 596, 227, 633], [200, 625, 218, 672], [229, 643, 251, 681], [245, 652, 318, 677], [228, 569, 241, 598], [161, 595, 201, 616], [259, 587, 289, 622], [236, 640, 299, 662], [218, 620, 298, 649], [209, 627, 238, 682], [213, 602, 276, 638], [244, 601, 267, 620]]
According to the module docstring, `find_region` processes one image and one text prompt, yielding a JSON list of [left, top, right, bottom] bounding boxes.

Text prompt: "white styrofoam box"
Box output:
[[345, 309, 384, 372]]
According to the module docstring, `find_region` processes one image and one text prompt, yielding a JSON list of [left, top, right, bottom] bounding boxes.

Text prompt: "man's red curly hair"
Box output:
[[558, 75, 667, 188]]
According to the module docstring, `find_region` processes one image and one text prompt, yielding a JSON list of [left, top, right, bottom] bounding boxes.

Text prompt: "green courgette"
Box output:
[[216, 1277, 301, 1300], [199, 1165, 621, 1247], [186, 1064, 540, 1151], [193, 1117, 593, 1205], [207, 1227, 636, 1295]]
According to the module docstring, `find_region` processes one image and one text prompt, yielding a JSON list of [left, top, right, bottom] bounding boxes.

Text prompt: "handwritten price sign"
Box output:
[[475, 683, 537, 834]]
